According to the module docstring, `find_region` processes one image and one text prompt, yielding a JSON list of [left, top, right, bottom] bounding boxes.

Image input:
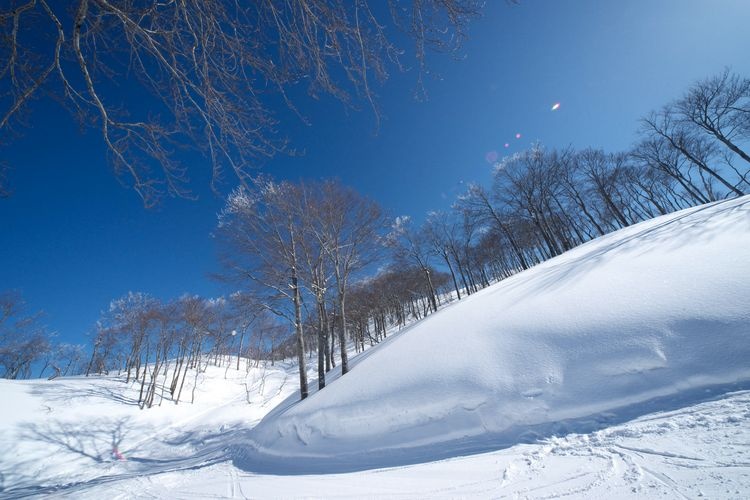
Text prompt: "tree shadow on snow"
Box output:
[[18, 417, 131, 465], [3, 417, 232, 498], [29, 378, 143, 407], [1, 417, 132, 498]]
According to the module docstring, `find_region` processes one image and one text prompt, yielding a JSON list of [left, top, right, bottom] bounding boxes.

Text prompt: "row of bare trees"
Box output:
[[445, 71, 749, 276], [276, 71, 750, 390], [215, 178, 387, 398], [85, 291, 291, 408]]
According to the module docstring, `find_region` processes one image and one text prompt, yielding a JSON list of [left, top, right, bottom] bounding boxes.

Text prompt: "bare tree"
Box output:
[[424, 211, 463, 300], [456, 183, 531, 271], [310, 180, 386, 376], [631, 136, 712, 205], [39, 342, 85, 379], [676, 70, 750, 171], [216, 178, 311, 399], [226, 291, 260, 371], [295, 186, 332, 389], [1, 0, 482, 204], [575, 149, 635, 229], [389, 216, 440, 313], [642, 98, 744, 198], [0, 290, 51, 379]]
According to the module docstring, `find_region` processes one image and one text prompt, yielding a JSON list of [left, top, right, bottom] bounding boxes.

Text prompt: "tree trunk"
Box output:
[[443, 253, 461, 300], [323, 302, 332, 372], [338, 292, 349, 375], [316, 297, 326, 389], [292, 267, 308, 399]]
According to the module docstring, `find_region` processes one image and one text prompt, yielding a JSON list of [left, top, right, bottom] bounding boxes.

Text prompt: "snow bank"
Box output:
[[245, 197, 750, 471]]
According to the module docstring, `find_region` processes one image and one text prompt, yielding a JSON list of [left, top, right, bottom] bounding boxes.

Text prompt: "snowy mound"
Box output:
[[244, 197, 750, 471]]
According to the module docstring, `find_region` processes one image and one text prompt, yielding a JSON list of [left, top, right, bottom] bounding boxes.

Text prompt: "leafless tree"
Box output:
[[276, 181, 335, 389], [309, 180, 386, 376], [39, 342, 85, 379], [676, 70, 750, 174], [456, 183, 531, 271], [1, 0, 482, 204], [226, 291, 260, 371], [216, 178, 311, 399], [640, 70, 750, 199], [0, 290, 50, 379], [389, 215, 440, 313], [575, 149, 636, 229], [423, 211, 463, 300]]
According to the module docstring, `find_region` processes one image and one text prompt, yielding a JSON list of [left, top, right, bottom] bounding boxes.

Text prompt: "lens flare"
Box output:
[[485, 151, 499, 163], [515, 133, 522, 139], [551, 102, 561, 111], [504, 143, 510, 148]]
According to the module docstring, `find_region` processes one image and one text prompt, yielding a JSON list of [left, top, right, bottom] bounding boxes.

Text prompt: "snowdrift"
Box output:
[[242, 197, 750, 472]]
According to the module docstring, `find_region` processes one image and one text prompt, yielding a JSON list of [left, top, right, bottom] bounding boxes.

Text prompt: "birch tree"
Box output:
[[311, 180, 386, 375], [217, 179, 311, 399]]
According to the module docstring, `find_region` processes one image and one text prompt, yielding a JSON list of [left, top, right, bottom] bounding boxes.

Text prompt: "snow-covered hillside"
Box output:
[[243, 196, 750, 472], [2, 196, 749, 498]]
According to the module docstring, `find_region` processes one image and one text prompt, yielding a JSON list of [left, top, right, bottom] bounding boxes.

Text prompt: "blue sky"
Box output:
[[2, 0, 749, 346]]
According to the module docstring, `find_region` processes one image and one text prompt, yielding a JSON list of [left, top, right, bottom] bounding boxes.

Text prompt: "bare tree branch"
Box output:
[[0, 0, 482, 205]]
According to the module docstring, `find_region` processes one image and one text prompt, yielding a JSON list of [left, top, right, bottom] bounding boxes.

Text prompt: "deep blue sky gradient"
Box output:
[[2, 0, 749, 345]]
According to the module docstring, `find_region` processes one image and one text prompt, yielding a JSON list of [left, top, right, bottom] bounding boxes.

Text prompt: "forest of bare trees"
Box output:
[[2, 70, 748, 406]]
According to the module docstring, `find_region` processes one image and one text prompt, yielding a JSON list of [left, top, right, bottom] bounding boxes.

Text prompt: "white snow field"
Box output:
[[1, 196, 749, 498]]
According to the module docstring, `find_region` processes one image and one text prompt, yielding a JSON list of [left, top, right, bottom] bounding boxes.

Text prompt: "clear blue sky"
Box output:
[[2, 0, 749, 346]]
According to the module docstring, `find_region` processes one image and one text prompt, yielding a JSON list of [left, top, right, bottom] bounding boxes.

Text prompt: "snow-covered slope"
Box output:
[[2, 197, 749, 498], [243, 196, 750, 472]]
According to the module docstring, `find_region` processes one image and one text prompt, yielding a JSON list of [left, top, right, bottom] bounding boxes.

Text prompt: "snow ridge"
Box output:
[[243, 196, 750, 472]]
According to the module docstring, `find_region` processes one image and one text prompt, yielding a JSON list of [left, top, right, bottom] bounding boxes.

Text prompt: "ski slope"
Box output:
[[1, 196, 749, 498], [244, 196, 750, 472], [44, 389, 750, 499]]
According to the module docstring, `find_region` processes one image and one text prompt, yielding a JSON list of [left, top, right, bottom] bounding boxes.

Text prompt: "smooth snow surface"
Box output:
[[1, 196, 749, 498], [245, 196, 750, 471]]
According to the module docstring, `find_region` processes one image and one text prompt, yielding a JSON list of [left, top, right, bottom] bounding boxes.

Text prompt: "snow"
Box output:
[[0, 360, 300, 496], [5, 383, 749, 498], [65, 390, 750, 499], [1, 196, 749, 498], [244, 196, 750, 472]]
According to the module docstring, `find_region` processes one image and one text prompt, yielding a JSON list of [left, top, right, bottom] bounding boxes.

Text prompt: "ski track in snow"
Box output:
[[54, 390, 749, 499]]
